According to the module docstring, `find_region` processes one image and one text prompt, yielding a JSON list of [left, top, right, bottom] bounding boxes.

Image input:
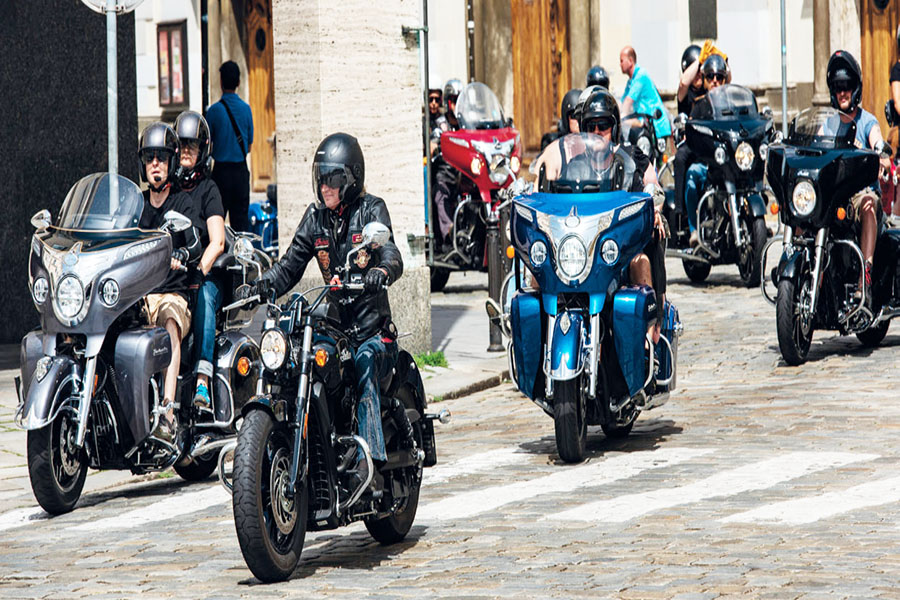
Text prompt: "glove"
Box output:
[[699, 40, 727, 65], [172, 248, 189, 264], [364, 267, 389, 293], [252, 278, 271, 302]]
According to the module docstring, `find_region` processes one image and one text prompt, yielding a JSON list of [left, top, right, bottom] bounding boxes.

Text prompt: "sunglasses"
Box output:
[[428, 96, 441, 104], [705, 73, 726, 83], [585, 118, 614, 133], [320, 170, 349, 190], [141, 149, 172, 164], [833, 81, 854, 93]]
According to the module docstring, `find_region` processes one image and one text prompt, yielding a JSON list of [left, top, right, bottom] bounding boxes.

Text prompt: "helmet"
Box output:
[[174, 110, 212, 185], [443, 78, 463, 109], [681, 44, 702, 72], [827, 50, 862, 111], [138, 122, 180, 188], [586, 65, 610, 89], [701, 54, 728, 82], [577, 87, 621, 144], [311, 133, 365, 209], [559, 88, 583, 133]]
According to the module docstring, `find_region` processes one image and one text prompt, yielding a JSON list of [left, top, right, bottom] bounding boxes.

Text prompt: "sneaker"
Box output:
[[155, 408, 176, 445], [193, 382, 211, 410]]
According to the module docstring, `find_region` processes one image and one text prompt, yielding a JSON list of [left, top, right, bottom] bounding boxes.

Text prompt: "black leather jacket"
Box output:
[[257, 193, 403, 346]]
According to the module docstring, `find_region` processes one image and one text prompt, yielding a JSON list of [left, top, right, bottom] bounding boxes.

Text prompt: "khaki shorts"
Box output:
[[849, 188, 880, 219], [146, 293, 191, 338]]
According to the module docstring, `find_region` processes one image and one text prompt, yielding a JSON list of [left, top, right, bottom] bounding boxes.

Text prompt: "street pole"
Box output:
[[780, 0, 788, 136], [107, 0, 119, 201], [486, 208, 504, 352]]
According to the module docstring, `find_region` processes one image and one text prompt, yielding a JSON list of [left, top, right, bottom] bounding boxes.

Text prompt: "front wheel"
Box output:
[[553, 378, 586, 463], [857, 320, 890, 347], [233, 410, 307, 583], [27, 411, 88, 515], [430, 266, 450, 292], [776, 277, 814, 366], [738, 216, 768, 288]]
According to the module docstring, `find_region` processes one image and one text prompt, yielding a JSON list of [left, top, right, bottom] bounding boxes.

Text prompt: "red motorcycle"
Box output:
[[429, 82, 522, 291]]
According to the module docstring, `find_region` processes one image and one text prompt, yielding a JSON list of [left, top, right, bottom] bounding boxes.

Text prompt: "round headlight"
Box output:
[[470, 157, 483, 176], [530, 240, 547, 266], [714, 146, 728, 165], [56, 275, 84, 319], [637, 136, 651, 156], [260, 329, 288, 371], [32, 277, 48, 304], [758, 142, 769, 161], [601, 239, 619, 265], [510, 155, 521, 173], [735, 142, 754, 171], [100, 279, 119, 307], [657, 138, 667, 154], [792, 180, 817, 217], [558, 236, 587, 278]]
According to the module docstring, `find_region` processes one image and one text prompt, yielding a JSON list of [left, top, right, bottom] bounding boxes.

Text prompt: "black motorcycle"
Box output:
[[761, 107, 900, 365], [623, 108, 667, 169], [220, 222, 448, 583], [663, 84, 775, 286], [15, 173, 265, 514]]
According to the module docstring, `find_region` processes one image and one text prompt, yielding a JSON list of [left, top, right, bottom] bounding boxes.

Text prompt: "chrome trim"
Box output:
[[19, 374, 80, 430], [535, 206, 615, 285], [337, 435, 373, 515], [74, 356, 97, 448], [833, 238, 872, 327], [729, 193, 743, 247], [655, 333, 676, 389], [588, 313, 601, 399], [218, 440, 238, 493], [808, 228, 828, 323], [665, 247, 711, 263], [873, 305, 900, 326], [188, 436, 233, 460], [695, 190, 720, 259], [543, 315, 556, 398], [760, 234, 784, 306]]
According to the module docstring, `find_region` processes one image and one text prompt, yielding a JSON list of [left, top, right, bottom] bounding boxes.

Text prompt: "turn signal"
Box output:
[[315, 348, 328, 367], [237, 356, 252, 377], [506, 245, 515, 259], [662, 154, 669, 164], [770, 202, 779, 215], [837, 207, 847, 221]]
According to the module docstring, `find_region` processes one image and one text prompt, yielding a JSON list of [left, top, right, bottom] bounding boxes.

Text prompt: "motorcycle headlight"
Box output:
[[758, 142, 769, 161], [100, 279, 119, 307], [657, 138, 667, 154], [470, 157, 483, 176], [714, 146, 727, 165], [530, 240, 547, 266], [260, 329, 288, 371], [558, 236, 587, 278], [637, 136, 651, 156], [32, 277, 48, 305], [792, 180, 817, 217], [510, 155, 521, 173], [735, 142, 754, 171], [56, 275, 84, 319], [601, 239, 619, 265]]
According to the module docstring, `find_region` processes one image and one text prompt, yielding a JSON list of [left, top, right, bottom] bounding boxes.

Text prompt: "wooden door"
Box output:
[[860, 0, 900, 137], [511, 0, 571, 152], [245, 0, 275, 192]]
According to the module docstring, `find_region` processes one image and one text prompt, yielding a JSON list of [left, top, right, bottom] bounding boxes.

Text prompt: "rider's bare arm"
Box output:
[[678, 61, 700, 102]]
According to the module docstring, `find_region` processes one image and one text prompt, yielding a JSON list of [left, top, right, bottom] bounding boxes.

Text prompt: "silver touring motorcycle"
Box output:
[[16, 173, 265, 514]]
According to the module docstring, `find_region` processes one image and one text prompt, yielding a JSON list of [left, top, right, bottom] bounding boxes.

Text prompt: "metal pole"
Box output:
[[422, 0, 434, 261], [107, 0, 118, 179], [486, 209, 504, 352], [201, 0, 209, 113], [780, 0, 788, 135]]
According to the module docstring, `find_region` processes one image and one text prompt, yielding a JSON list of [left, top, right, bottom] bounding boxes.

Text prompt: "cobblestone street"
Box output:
[[2, 260, 900, 598]]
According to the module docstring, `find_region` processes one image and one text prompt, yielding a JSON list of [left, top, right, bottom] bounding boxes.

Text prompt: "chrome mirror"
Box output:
[[162, 210, 192, 233], [234, 237, 256, 264], [674, 113, 688, 130], [31, 209, 51, 230], [762, 106, 774, 120], [360, 222, 391, 250]]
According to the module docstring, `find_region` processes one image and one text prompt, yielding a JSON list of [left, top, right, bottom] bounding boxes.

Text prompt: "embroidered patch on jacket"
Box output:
[[314, 237, 329, 250], [351, 233, 362, 244], [354, 248, 371, 269]]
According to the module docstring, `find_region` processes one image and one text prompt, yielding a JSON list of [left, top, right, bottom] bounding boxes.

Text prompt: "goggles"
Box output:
[[316, 163, 355, 191]]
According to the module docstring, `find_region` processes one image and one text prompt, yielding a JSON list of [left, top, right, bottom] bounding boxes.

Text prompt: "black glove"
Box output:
[[172, 248, 189, 264], [364, 267, 389, 293], [253, 278, 271, 302]]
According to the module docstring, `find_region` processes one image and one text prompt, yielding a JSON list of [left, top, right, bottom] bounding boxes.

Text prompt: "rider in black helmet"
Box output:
[[677, 44, 704, 116], [540, 88, 583, 151], [242, 133, 407, 478], [586, 65, 610, 90]]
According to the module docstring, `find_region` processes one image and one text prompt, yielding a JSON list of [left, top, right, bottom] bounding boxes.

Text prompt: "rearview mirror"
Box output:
[[162, 210, 192, 233], [360, 222, 391, 250], [234, 236, 256, 263], [762, 106, 774, 120], [31, 209, 51, 230], [674, 113, 688, 130], [653, 108, 662, 120]]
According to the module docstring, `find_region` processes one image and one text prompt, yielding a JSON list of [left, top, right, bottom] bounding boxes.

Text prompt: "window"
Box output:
[[689, 0, 717, 41], [157, 21, 188, 107]]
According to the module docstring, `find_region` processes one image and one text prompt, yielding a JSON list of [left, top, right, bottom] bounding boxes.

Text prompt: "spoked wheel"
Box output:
[[857, 320, 890, 347], [27, 408, 88, 515], [738, 216, 768, 288], [553, 378, 587, 463], [233, 410, 307, 583], [430, 266, 450, 292], [776, 276, 814, 366]]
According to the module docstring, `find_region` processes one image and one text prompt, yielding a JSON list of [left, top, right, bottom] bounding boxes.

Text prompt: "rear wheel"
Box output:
[[174, 450, 219, 481], [738, 216, 768, 288], [682, 258, 711, 283], [553, 378, 586, 463], [27, 408, 88, 515], [601, 414, 636, 439], [776, 277, 814, 365], [430, 266, 450, 292], [857, 320, 890, 347]]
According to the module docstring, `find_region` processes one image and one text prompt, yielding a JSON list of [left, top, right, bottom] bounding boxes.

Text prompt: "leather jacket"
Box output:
[[257, 193, 403, 346]]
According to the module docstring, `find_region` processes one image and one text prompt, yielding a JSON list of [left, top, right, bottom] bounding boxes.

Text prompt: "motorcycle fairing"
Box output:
[[548, 311, 584, 381], [212, 331, 261, 426], [114, 327, 171, 444], [612, 286, 657, 397], [510, 291, 543, 399], [20, 355, 81, 430]]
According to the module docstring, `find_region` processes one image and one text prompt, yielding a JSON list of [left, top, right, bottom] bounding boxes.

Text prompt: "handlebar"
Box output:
[[222, 294, 261, 312]]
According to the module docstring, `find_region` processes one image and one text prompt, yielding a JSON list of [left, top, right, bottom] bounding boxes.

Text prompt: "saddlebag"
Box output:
[[612, 286, 657, 397], [114, 327, 171, 444], [509, 290, 543, 399]]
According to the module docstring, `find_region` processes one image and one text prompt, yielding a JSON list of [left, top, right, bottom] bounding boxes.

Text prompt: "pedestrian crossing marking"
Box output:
[[425, 447, 529, 485]]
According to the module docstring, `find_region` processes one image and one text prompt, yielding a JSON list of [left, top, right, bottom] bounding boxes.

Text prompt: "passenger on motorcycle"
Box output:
[[826, 50, 890, 304], [433, 78, 463, 250], [427, 87, 443, 155], [240, 133, 404, 471], [175, 110, 226, 410], [137, 122, 202, 441], [586, 65, 610, 90], [540, 87, 583, 151]]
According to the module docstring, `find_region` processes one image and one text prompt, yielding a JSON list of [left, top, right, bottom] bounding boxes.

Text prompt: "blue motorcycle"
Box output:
[[247, 183, 278, 258], [507, 133, 682, 462]]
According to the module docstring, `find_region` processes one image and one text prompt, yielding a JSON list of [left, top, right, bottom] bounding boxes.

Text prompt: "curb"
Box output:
[[430, 369, 510, 402]]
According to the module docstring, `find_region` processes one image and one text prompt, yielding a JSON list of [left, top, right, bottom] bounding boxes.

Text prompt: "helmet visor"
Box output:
[[139, 148, 174, 165], [313, 162, 356, 205]]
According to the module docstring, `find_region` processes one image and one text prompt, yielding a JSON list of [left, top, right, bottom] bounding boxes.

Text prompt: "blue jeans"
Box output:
[[353, 335, 398, 462], [193, 275, 224, 378], [685, 163, 708, 233]]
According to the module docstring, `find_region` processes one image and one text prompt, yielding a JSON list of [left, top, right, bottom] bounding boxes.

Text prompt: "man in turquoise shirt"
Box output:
[[619, 46, 671, 140]]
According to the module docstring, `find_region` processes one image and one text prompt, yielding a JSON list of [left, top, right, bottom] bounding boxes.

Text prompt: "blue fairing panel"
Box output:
[[510, 291, 542, 399], [612, 286, 657, 397], [549, 311, 583, 380]]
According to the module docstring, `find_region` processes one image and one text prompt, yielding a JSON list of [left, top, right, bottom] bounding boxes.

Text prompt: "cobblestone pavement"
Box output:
[[2, 259, 900, 598]]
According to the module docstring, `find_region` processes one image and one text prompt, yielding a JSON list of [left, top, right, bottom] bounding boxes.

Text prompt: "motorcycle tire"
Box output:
[[857, 320, 890, 347], [776, 277, 813, 366], [173, 450, 219, 481], [682, 258, 711, 283], [365, 386, 424, 544], [553, 378, 586, 463], [601, 416, 635, 439], [430, 266, 450, 292], [233, 410, 307, 583], [738, 217, 768, 288], [27, 409, 88, 515]]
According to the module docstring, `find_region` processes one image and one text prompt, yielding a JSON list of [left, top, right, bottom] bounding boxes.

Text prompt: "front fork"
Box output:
[[807, 228, 829, 319], [729, 193, 744, 247], [75, 356, 98, 448], [287, 318, 313, 497]]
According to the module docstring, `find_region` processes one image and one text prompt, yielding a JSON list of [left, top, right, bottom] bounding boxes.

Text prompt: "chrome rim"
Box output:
[[269, 447, 296, 535]]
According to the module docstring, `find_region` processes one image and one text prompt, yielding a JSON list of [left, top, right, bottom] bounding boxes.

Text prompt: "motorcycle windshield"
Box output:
[[537, 133, 630, 194], [787, 107, 857, 150], [455, 82, 506, 130], [56, 173, 144, 232], [692, 84, 759, 121]]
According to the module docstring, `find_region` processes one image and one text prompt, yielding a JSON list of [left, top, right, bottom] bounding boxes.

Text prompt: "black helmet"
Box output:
[[138, 122, 180, 188], [681, 44, 702, 72], [827, 50, 862, 111], [559, 88, 583, 133], [312, 133, 365, 209], [701, 54, 728, 82], [443, 78, 463, 108], [586, 65, 610, 89], [578, 87, 621, 144], [174, 110, 212, 185]]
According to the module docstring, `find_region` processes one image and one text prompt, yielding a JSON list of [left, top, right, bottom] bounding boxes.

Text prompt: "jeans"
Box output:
[[193, 275, 224, 378], [685, 163, 708, 232], [353, 335, 398, 462]]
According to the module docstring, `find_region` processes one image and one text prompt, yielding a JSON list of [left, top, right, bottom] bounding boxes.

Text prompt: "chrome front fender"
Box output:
[[17, 356, 82, 431]]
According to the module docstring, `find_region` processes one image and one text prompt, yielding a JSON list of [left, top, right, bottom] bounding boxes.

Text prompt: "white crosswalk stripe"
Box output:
[[0, 506, 52, 534], [417, 446, 713, 521], [554, 451, 878, 523], [721, 474, 900, 525], [425, 447, 530, 486]]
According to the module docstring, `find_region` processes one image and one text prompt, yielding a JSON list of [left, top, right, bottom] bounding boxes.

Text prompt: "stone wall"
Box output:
[[0, 3, 137, 344], [271, 0, 431, 355]]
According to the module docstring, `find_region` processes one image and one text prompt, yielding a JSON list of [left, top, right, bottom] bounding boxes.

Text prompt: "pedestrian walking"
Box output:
[[206, 60, 254, 232]]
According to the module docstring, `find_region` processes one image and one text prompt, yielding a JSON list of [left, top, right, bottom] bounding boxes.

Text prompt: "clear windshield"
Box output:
[[693, 84, 759, 120], [787, 107, 857, 149], [455, 82, 507, 130], [57, 173, 144, 231], [535, 133, 629, 193]]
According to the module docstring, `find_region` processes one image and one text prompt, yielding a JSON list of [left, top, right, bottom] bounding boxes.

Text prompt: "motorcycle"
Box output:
[[662, 84, 775, 287], [220, 221, 448, 583], [15, 173, 265, 514], [247, 183, 279, 259], [428, 81, 522, 292], [760, 107, 900, 365], [507, 133, 682, 463], [623, 108, 667, 169]]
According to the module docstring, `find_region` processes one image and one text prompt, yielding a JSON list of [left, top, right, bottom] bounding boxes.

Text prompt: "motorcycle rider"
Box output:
[[433, 78, 463, 250], [586, 65, 610, 90], [239, 133, 404, 478], [174, 110, 226, 410], [427, 87, 443, 155], [541, 88, 583, 151], [677, 44, 704, 117], [619, 46, 671, 145], [137, 122, 202, 441]]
